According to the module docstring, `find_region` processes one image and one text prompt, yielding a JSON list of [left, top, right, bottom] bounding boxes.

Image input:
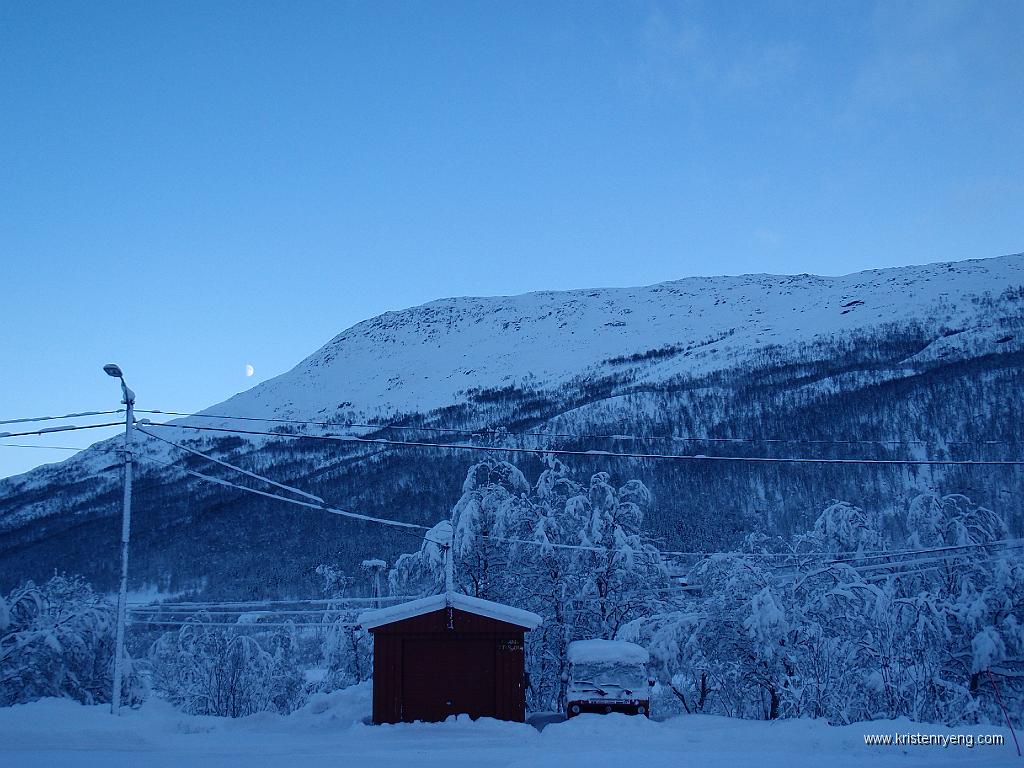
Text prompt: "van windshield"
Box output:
[[571, 660, 646, 692]]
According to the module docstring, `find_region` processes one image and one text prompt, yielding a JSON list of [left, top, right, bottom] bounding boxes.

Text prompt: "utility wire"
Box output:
[[850, 550, 1024, 574], [694, 537, 1024, 567], [128, 619, 360, 629], [550, 547, 1022, 597], [756, 538, 1024, 561], [129, 601, 414, 612], [136, 408, 1008, 448], [141, 422, 1024, 466], [129, 608, 380, 616], [821, 538, 1024, 566], [0, 421, 125, 439], [128, 596, 414, 609], [134, 434, 448, 548], [137, 427, 325, 504], [478, 533, 649, 555], [478, 533, 1024, 561], [130, 443, 876, 560], [135, 450, 431, 533], [861, 555, 1021, 582], [0, 409, 123, 426], [792, 549, 1024, 583], [0, 443, 84, 451], [135, 432, 1024, 562], [792, 550, 1023, 590], [135, 436, 662, 557], [132, 423, 1024, 566]]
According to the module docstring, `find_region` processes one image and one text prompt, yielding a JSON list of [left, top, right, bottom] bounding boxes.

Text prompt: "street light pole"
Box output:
[[104, 363, 135, 715]]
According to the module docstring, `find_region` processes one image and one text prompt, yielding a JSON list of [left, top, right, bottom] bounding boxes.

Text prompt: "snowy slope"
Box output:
[[228, 257, 1020, 420], [202, 255, 1024, 424]]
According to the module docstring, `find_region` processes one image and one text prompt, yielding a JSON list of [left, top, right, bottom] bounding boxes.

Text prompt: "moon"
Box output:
[[245, 364, 254, 377]]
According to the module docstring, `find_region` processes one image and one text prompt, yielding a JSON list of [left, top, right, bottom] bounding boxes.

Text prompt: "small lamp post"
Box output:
[[103, 363, 135, 715]]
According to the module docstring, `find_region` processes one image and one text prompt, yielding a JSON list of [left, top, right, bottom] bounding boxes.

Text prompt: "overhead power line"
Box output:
[[0, 421, 125, 439], [0, 443, 84, 451], [850, 549, 1024, 574], [142, 421, 1024, 466], [133, 438, 445, 551], [793, 549, 1024, 589], [0, 409, 123, 426], [137, 427, 325, 504], [478, 532, 646, 555], [821, 538, 1024, 566], [135, 449, 431, 534], [148, 443, 1024, 565], [128, 619, 359, 629], [130, 436, 934, 561], [128, 596, 414, 609], [130, 608, 378, 616], [791, 547, 1024, 583], [135, 432, 680, 556], [478, 532, 1024, 561], [136, 408, 1009, 449], [130, 425, 1024, 565], [860, 555, 1022, 583]]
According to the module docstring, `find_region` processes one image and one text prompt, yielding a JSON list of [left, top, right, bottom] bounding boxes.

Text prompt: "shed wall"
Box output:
[[370, 606, 527, 724]]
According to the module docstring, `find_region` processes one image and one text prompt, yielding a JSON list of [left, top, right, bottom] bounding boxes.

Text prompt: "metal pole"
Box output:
[[444, 545, 453, 595], [111, 379, 134, 714], [435, 520, 454, 598]]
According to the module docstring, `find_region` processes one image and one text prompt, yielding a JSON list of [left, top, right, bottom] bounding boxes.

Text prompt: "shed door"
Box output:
[[401, 638, 495, 722]]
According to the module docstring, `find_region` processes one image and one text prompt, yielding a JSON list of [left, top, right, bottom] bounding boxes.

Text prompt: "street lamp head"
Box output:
[[103, 363, 124, 379]]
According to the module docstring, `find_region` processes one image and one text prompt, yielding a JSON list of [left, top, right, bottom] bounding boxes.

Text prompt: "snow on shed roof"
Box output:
[[567, 639, 650, 666], [358, 592, 542, 630]]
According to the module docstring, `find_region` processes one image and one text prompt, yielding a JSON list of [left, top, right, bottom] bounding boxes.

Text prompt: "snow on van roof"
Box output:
[[568, 639, 650, 666], [358, 592, 542, 630]]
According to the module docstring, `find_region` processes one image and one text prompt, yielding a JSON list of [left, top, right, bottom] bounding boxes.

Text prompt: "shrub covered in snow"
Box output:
[[0, 575, 144, 707], [149, 617, 305, 717], [621, 493, 1024, 726], [317, 624, 372, 693]]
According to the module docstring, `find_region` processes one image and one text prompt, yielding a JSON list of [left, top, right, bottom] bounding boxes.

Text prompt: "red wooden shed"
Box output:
[[359, 592, 542, 724]]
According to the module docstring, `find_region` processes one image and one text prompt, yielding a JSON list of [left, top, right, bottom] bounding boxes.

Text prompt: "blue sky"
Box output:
[[1, 0, 1022, 478]]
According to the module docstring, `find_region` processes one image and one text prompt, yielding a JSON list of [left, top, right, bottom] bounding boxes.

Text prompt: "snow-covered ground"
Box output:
[[0, 685, 1019, 767]]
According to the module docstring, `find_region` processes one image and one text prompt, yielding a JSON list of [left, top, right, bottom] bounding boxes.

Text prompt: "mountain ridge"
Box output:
[[1, 252, 1022, 596]]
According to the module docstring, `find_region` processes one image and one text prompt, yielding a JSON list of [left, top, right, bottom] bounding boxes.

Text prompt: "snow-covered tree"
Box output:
[[311, 561, 374, 693], [626, 493, 1024, 725], [0, 575, 144, 707], [319, 623, 372, 692], [149, 617, 304, 717], [449, 461, 533, 600], [388, 520, 453, 596], [563, 471, 668, 640]]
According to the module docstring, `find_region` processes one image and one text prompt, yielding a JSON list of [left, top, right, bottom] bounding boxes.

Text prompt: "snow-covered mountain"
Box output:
[[206, 255, 1024, 422], [2, 254, 1023, 596]]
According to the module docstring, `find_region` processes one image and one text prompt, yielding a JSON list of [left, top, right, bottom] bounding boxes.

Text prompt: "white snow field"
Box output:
[[0, 684, 1019, 768]]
